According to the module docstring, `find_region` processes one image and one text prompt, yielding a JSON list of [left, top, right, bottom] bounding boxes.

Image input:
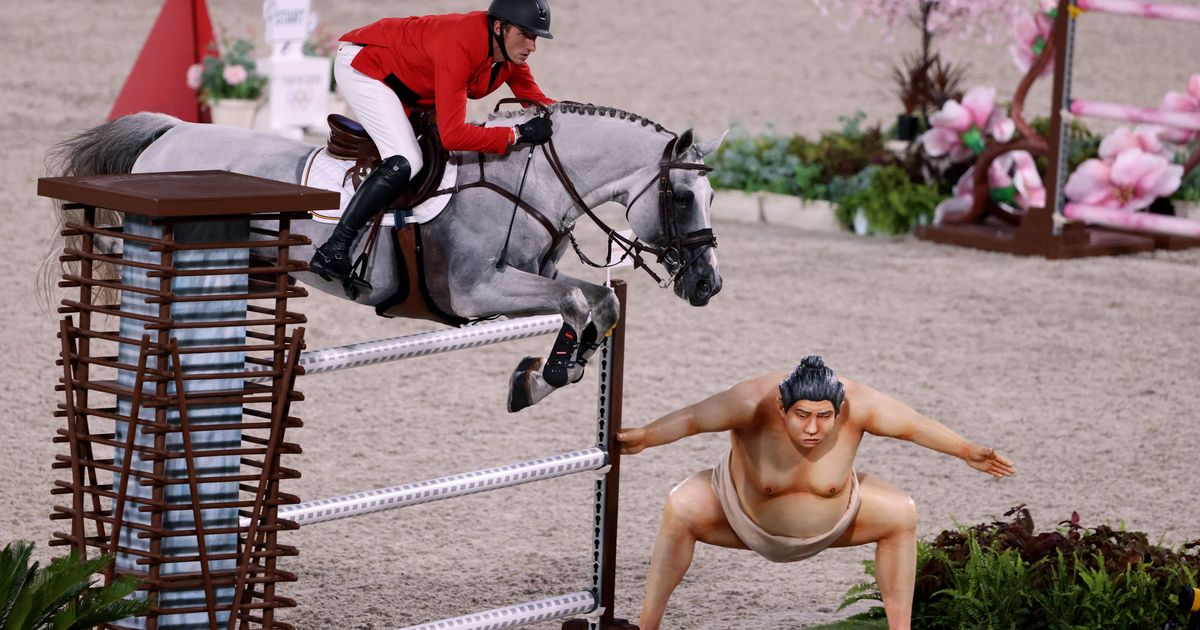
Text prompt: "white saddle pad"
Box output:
[[302, 148, 457, 226]]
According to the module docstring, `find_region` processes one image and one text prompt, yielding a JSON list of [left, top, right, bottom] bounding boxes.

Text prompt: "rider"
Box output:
[[310, 0, 558, 288]]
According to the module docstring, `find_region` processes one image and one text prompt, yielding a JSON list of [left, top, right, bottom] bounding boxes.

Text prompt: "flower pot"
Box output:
[[896, 114, 919, 142], [209, 99, 260, 128], [852, 207, 871, 236]]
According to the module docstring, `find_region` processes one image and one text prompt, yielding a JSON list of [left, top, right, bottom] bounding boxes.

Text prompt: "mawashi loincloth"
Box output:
[[711, 449, 861, 563]]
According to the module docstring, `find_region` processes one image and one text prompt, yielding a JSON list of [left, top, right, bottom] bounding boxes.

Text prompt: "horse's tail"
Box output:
[[48, 112, 181, 178], [39, 113, 183, 311]]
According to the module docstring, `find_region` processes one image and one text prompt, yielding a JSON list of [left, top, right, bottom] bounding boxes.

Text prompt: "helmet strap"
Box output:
[[489, 18, 515, 64]]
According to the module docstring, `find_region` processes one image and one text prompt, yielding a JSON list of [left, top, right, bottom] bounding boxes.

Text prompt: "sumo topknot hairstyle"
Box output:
[[779, 356, 845, 414]]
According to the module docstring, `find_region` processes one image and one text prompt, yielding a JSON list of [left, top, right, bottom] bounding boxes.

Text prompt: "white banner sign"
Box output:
[[268, 56, 332, 128], [264, 0, 312, 44]]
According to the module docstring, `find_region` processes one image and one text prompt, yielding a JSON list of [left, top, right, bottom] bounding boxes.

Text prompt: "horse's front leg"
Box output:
[[549, 273, 620, 371], [453, 268, 594, 413]]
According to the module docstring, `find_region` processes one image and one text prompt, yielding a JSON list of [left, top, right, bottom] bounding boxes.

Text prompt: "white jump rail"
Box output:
[[397, 591, 596, 630], [247, 314, 564, 381], [1064, 203, 1200, 238], [1076, 0, 1200, 23], [251, 282, 632, 629], [241, 448, 607, 527], [1067, 100, 1200, 131]]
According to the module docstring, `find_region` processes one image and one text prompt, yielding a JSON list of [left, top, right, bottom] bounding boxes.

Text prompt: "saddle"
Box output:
[[325, 110, 449, 209], [325, 111, 464, 327]]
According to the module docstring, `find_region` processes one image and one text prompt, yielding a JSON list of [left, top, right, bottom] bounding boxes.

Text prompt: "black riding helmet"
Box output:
[[488, 0, 554, 40]]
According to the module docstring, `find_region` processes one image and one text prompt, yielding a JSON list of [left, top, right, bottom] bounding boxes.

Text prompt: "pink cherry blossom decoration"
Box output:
[[1009, 2, 1056, 78], [1064, 149, 1183, 211], [922, 86, 1014, 163], [1158, 73, 1200, 144]]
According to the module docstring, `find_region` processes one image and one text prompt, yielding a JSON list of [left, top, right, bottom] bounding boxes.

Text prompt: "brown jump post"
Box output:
[[41, 171, 334, 629]]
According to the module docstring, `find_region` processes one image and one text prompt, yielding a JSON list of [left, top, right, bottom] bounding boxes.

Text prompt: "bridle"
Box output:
[[615, 136, 717, 284], [536, 107, 716, 286], [438, 100, 717, 286]]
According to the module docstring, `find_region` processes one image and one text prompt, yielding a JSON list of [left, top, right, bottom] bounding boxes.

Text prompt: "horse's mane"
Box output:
[[487, 102, 673, 135]]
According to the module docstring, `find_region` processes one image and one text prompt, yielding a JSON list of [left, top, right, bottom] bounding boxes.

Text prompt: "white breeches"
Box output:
[[334, 43, 423, 178]]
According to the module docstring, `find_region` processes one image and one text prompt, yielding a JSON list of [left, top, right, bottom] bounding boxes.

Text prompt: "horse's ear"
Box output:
[[695, 130, 729, 159], [674, 128, 694, 158]]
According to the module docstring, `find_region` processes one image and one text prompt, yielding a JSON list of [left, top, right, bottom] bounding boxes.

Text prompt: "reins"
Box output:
[[422, 99, 717, 285]]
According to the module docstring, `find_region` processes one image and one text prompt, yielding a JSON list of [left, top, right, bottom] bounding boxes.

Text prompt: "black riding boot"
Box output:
[[310, 155, 413, 287]]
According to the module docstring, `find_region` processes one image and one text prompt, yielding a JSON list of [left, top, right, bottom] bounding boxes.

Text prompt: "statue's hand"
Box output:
[[965, 444, 1015, 478], [617, 427, 648, 455]]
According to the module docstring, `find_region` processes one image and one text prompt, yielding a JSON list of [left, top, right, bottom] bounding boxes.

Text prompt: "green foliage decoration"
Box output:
[[0, 541, 148, 630], [707, 125, 827, 198], [707, 113, 900, 201], [838, 506, 1200, 629], [1173, 159, 1200, 203], [833, 166, 941, 235], [790, 112, 901, 183], [1029, 116, 1101, 178]]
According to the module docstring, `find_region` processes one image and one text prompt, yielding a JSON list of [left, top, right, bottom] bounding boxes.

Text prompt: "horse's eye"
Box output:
[[674, 191, 694, 207]]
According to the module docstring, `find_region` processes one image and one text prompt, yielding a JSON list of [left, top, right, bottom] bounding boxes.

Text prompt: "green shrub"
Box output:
[[1174, 162, 1200, 203], [833, 166, 941, 235], [1029, 116, 1101, 178], [708, 125, 826, 198], [839, 506, 1199, 629], [826, 166, 880, 206], [0, 541, 148, 630], [706, 114, 901, 200], [791, 112, 901, 183]]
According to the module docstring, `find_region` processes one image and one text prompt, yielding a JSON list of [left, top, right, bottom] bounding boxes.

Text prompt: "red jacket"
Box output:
[[341, 11, 554, 154]]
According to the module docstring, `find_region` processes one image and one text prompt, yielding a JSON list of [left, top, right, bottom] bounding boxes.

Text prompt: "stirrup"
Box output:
[[342, 250, 374, 299]]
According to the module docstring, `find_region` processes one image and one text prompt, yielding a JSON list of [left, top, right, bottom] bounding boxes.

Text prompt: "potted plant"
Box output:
[[834, 165, 941, 235], [187, 36, 268, 128], [891, 53, 931, 141], [923, 54, 968, 111]]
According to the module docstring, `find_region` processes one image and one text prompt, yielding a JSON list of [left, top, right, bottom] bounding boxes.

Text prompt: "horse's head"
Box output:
[[625, 128, 728, 306]]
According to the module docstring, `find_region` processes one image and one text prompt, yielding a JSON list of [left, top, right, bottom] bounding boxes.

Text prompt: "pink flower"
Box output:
[[1064, 149, 1183, 211], [1159, 74, 1200, 144], [1098, 125, 1170, 160], [922, 86, 1014, 162], [933, 150, 1045, 223], [1008, 4, 1055, 78], [186, 63, 203, 90], [223, 64, 248, 86]]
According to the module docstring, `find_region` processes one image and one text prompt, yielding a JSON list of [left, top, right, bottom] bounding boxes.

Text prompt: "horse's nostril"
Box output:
[[696, 280, 711, 298]]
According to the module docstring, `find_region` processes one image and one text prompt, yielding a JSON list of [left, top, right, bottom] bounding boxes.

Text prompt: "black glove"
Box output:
[[516, 117, 553, 146]]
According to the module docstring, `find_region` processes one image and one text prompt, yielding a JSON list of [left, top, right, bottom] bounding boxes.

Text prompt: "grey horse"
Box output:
[[50, 104, 726, 411]]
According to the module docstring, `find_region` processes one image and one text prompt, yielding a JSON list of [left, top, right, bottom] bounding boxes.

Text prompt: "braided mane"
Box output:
[[487, 102, 674, 135]]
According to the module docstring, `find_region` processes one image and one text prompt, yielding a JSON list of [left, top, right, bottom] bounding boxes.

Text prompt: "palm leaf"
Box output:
[[0, 543, 36, 626], [70, 576, 147, 629]]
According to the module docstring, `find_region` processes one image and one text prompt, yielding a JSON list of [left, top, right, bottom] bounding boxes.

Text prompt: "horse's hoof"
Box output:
[[508, 356, 542, 413], [543, 323, 579, 388]]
